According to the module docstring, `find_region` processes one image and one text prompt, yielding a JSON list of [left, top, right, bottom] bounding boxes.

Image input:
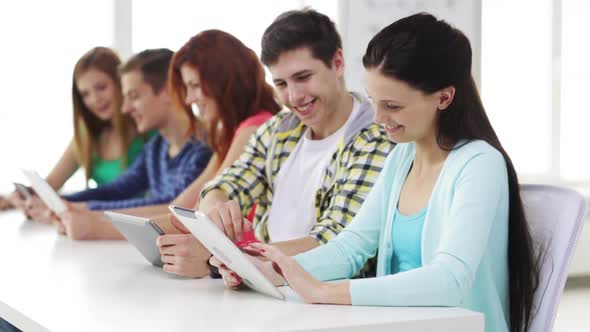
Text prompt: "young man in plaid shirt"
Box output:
[[157, 9, 395, 278]]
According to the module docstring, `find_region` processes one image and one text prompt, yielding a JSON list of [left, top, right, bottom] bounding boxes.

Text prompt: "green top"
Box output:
[[90, 133, 151, 185]]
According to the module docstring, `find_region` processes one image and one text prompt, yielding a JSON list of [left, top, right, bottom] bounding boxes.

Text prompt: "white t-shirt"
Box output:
[[267, 99, 360, 242]]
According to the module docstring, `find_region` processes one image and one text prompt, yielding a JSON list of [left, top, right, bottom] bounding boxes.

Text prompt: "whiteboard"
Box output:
[[339, 0, 482, 93]]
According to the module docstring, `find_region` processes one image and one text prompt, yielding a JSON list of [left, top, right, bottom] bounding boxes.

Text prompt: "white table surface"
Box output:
[[0, 211, 484, 332]]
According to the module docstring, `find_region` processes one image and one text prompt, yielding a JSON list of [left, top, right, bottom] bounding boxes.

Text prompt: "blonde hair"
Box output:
[[71, 47, 135, 182]]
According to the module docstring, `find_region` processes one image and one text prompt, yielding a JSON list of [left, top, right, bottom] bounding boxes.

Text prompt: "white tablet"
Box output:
[[169, 205, 285, 300], [22, 169, 67, 214], [105, 211, 165, 267]]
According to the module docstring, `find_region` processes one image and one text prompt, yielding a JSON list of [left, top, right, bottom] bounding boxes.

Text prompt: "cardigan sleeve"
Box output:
[[349, 149, 508, 306]]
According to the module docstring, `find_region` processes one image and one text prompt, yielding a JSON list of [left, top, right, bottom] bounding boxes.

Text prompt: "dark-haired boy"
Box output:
[[159, 10, 394, 277]]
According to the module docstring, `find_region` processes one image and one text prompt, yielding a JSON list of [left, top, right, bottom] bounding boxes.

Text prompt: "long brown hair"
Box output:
[[169, 30, 281, 159], [72, 47, 135, 182], [363, 13, 539, 331]]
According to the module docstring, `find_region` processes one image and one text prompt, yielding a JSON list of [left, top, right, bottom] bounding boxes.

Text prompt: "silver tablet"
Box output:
[[105, 211, 165, 267], [22, 169, 67, 214], [169, 205, 285, 300]]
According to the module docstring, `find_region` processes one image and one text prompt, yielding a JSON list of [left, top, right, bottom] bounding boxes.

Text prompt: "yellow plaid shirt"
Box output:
[[202, 94, 395, 243]]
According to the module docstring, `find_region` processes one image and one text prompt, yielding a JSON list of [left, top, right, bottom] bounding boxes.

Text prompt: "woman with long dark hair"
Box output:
[[214, 13, 539, 332]]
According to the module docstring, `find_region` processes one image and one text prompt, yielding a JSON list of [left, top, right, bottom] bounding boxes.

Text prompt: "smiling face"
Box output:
[[180, 63, 219, 127], [365, 68, 454, 144], [120, 70, 170, 133], [76, 69, 119, 121], [269, 47, 345, 133]]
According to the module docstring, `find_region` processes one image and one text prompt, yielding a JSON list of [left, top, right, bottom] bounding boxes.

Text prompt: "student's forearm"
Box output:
[[92, 213, 126, 240], [173, 155, 221, 209], [172, 184, 200, 209], [46, 141, 79, 191], [172, 179, 206, 209], [271, 236, 321, 256], [198, 189, 230, 213], [319, 281, 352, 305]]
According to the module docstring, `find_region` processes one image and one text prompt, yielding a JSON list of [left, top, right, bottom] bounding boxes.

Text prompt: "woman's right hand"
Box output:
[[213, 243, 333, 304], [209, 246, 286, 289]]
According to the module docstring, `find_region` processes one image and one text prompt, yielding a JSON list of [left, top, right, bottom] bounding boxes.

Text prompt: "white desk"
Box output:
[[0, 211, 484, 332]]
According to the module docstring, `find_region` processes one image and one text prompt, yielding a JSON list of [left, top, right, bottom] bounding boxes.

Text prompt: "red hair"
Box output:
[[169, 30, 281, 159]]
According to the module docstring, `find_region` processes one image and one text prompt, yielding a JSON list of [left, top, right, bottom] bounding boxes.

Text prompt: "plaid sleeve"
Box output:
[[200, 113, 281, 214], [310, 125, 394, 244]]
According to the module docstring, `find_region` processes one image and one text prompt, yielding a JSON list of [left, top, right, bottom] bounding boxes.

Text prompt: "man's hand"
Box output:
[[156, 213, 212, 278]]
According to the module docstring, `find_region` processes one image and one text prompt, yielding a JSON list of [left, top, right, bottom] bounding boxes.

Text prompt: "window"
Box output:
[[481, 0, 553, 177], [482, 0, 587, 186], [132, 1, 308, 54], [131, 1, 338, 85], [561, 1, 590, 182], [0, 1, 113, 192]]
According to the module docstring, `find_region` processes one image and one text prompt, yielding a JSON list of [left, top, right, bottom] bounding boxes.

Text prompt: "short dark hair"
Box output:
[[119, 48, 174, 93], [261, 8, 342, 67]]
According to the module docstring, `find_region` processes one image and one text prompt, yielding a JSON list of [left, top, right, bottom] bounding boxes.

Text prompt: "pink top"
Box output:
[[233, 110, 274, 245], [234, 111, 274, 139]]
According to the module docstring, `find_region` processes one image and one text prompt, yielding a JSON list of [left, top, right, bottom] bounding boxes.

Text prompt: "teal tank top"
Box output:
[[391, 207, 427, 273], [90, 132, 153, 185]]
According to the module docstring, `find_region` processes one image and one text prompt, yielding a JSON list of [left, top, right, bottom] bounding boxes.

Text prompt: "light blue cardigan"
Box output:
[[295, 140, 510, 332]]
